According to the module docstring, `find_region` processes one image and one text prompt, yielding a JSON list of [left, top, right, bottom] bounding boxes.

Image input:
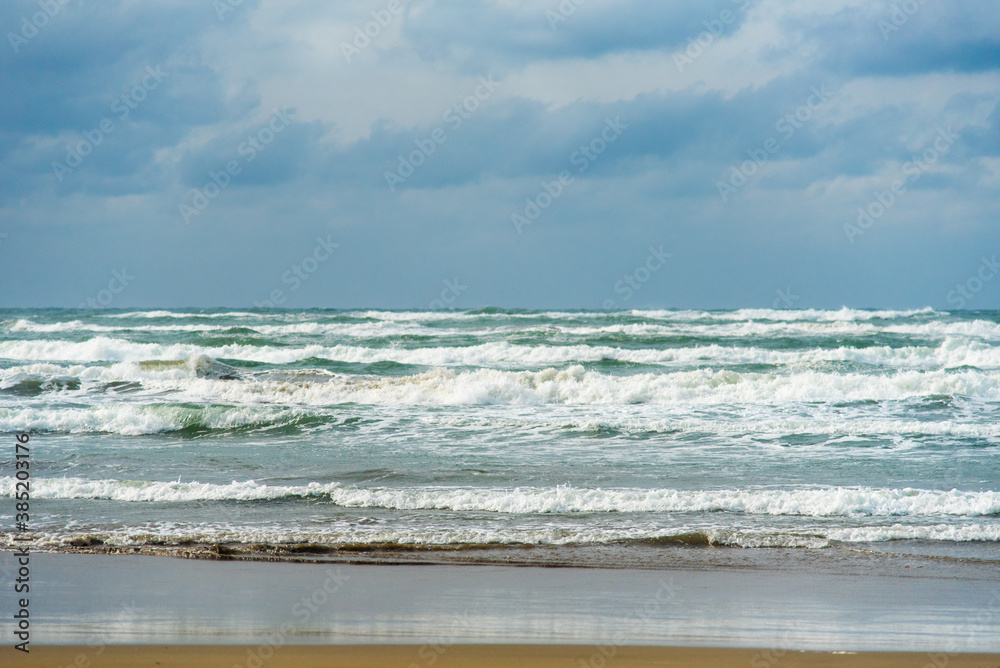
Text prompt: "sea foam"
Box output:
[[3, 478, 996, 517]]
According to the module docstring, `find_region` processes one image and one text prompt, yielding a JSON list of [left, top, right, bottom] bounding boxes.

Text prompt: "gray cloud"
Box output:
[[1, 0, 999, 309]]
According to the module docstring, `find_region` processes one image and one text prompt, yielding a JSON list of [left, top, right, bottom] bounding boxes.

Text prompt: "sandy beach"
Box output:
[[3, 644, 1000, 668], [3, 549, 999, 657]]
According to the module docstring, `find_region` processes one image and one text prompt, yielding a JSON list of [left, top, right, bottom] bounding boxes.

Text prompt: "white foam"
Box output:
[[6, 397, 1000, 438], [422, 412, 1000, 441], [7, 364, 1000, 436], [827, 523, 1000, 543], [0, 524, 820, 550], [5, 357, 1000, 408], [134, 365, 1000, 406], [343, 307, 941, 322], [7, 521, 999, 550], [324, 485, 1000, 516], [102, 311, 260, 319], [9, 332, 1000, 372], [18, 307, 999, 347], [0, 404, 309, 435], [5, 319, 427, 337], [4, 479, 996, 517], [631, 307, 940, 322]]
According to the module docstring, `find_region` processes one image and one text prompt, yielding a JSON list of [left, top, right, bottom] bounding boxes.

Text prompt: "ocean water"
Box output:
[[1, 307, 999, 561]]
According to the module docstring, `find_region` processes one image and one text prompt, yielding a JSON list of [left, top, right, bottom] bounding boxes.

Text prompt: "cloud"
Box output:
[[1, 0, 999, 308], [773, 1, 1000, 77], [401, 0, 753, 70]]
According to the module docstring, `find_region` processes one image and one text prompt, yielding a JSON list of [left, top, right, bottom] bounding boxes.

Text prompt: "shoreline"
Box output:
[[2, 645, 1000, 668], [8, 538, 1000, 574]]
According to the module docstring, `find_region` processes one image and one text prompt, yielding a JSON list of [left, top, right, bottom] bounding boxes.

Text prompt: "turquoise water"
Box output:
[[1, 308, 998, 558]]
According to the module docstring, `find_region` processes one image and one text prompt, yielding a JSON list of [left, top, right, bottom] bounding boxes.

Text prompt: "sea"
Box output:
[[1, 307, 999, 565]]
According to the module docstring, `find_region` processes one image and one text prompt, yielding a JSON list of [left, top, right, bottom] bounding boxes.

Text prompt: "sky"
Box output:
[[1, 0, 999, 310]]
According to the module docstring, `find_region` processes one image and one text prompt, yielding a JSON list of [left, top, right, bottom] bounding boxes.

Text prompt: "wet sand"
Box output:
[[2, 644, 1000, 668], [2, 549, 999, 652]]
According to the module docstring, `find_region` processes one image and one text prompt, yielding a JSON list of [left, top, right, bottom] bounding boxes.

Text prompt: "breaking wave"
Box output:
[[4, 478, 997, 517]]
